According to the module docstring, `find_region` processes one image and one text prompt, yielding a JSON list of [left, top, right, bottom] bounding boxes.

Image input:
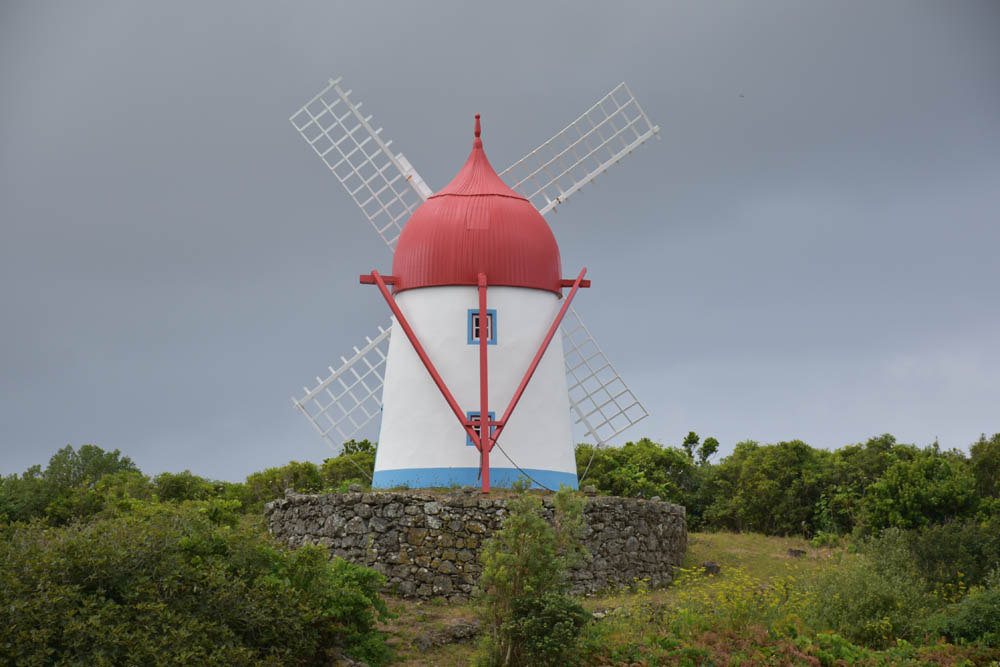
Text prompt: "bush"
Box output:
[[496, 593, 590, 667], [904, 517, 1000, 590], [243, 460, 325, 511], [576, 437, 696, 502], [860, 448, 979, 533], [0, 445, 141, 524], [321, 439, 377, 491], [971, 433, 1000, 498], [0, 502, 391, 665], [805, 529, 934, 647], [702, 440, 831, 535], [476, 482, 588, 667], [925, 570, 1000, 648]]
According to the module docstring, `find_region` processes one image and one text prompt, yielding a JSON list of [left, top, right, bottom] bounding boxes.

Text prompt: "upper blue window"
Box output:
[[467, 309, 497, 345], [465, 411, 496, 447]]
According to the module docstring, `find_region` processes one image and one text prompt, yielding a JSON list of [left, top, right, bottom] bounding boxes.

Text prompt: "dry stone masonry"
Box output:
[[265, 488, 687, 599]]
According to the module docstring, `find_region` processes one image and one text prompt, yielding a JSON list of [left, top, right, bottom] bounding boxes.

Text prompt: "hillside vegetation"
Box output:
[[1, 432, 999, 665]]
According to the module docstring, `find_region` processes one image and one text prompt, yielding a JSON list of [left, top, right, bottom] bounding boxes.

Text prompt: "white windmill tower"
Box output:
[[290, 78, 659, 492]]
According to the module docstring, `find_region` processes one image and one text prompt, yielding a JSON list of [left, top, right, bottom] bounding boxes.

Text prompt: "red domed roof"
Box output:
[[392, 116, 562, 295]]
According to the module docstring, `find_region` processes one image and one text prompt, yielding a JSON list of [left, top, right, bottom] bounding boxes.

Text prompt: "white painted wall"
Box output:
[[374, 286, 575, 488]]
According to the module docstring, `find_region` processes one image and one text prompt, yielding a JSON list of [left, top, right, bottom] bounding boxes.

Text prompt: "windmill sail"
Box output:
[[561, 306, 648, 445], [292, 322, 392, 452], [499, 82, 659, 216], [497, 82, 657, 447], [290, 78, 432, 250]]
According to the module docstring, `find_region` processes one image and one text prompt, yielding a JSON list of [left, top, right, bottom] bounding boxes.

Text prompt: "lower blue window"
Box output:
[[466, 411, 496, 447]]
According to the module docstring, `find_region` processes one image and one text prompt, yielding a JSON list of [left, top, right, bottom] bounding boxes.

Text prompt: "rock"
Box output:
[[448, 621, 479, 641], [348, 483, 363, 493], [787, 548, 807, 558], [344, 516, 366, 534], [582, 485, 598, 495], [423, 501, 442, 515], [702, 561, 721, 576]]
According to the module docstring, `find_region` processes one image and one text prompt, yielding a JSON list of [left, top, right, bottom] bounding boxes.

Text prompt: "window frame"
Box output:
[[465, 410, 496, 447], [467, 308, 497, 345]]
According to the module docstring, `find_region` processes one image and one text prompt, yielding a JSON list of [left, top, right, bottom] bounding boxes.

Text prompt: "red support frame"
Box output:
[[477, 273, 490, 491], [367, 271, 483, 450], [362, 268, 589, 493]]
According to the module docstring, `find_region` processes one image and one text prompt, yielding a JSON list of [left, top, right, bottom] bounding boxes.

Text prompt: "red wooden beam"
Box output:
[[360, 274, 397, 285], [490, 267, 588, 446], [559, 278, 591, 288], [364, 270, 482, 450], [477, 272, 490, 493]]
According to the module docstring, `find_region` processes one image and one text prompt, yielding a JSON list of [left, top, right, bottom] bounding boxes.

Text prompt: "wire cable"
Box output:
[[491, 441, 555, 492]]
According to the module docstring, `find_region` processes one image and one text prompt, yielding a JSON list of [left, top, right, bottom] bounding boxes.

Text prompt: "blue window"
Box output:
[[465, 411, 496, 447], [467, 309, 497, 345]]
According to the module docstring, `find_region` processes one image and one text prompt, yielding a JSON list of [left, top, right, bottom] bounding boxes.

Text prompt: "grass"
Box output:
[[375, 532, 1000, 665]]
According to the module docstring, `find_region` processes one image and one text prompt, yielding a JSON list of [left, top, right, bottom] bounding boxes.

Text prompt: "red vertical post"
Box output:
[[477, 272, 490, 493]]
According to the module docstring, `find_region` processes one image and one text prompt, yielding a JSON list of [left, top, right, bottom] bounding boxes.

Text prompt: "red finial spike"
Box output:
[[474, 114, 481, 138]]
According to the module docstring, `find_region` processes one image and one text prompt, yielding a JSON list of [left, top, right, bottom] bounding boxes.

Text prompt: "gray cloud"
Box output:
[[2, 0, 998, 480]]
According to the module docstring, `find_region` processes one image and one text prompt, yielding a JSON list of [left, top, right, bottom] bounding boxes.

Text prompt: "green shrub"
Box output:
[[0, 445, 141, 524], [476, 482, 588, 667], [576, 437, 696, 502], [243, 460, 325, 511], [925, 569, 1000, 648], [970, 433, 1000, 498], [0, 503, 391, 665], [321, 439, 376, 491], [703, 439, 832, 535], [904, 517, 1000, 590], [495, 593, 590, 667], [806, 529, 934, 647], [860, 448, 979, 532]]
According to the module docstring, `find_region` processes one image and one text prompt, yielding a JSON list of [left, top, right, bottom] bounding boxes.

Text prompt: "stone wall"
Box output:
[[264, 488, 686, 599]]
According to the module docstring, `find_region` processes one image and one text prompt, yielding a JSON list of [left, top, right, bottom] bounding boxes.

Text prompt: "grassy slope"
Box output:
[[381, 532, 832, 665], [378, 532, 1000, 665]]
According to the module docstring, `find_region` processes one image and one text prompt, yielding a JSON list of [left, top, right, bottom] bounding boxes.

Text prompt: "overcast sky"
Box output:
[[2, 1, 998, 481]]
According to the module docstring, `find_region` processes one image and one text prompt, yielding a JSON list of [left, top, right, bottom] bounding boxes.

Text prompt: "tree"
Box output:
[[681, 431, 700, 459], [697, 436, 720, 466], [860, 449, 979, 532], [476, 483, 589, 666], [703, 440, 832, 535], [322, 440, 377, 490], [970, 433, 1000, 498], [43, 444, 139, 490]]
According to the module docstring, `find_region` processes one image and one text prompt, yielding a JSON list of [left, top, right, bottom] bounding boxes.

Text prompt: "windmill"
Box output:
[[290, 78, 659, 490]]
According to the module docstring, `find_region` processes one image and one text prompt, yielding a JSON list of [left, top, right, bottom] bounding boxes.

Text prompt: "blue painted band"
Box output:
[[372, 467, 578, 490]]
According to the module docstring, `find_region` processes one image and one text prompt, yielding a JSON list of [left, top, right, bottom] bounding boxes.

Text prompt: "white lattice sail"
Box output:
[[500, 82, 659, 216], [290, 78, 433, 249], [292, 322, 393, 452], [561, 305, 648, 445]]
